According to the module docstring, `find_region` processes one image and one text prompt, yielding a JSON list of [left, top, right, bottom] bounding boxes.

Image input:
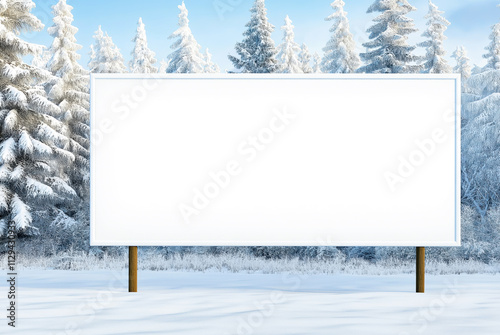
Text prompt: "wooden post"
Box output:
[[416, 247, 425, 293], [129, 246, 138, 292]]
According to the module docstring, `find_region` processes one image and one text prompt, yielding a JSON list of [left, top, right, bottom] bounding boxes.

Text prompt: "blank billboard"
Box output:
[[90, 74, 460, 246]]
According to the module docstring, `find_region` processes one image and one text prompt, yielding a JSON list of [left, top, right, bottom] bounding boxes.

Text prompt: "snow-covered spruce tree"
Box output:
[[0, 0, 77, 236], [312, 52, 322, 73], [45, 0, 90, 200], [461, 11, 500, 221], [204, 48, 220, 73], [359, 0, 420, 73], [158, 59, 170, 73], [88, 44, 96, 69], [418, 0, 451, 73], [298, 43, 313, 73], [276, 16, 302, 73], [451, 46, 472, 92], [88, 26, 127, 73], [130, 17, 157, 73], [228, 0, 279, 73], [321, 0, 360, 73], [166, 2, 206, 73], [453, 45, 477, 136], [483, 7, 500, 71], [471, 64, 484, 75]]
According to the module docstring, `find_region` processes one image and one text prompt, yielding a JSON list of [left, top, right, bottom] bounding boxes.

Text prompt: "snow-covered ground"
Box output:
[[4, 270, 500, 334]]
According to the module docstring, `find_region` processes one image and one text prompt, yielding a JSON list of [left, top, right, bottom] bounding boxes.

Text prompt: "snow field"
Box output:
[[5, 270, 500, 335]]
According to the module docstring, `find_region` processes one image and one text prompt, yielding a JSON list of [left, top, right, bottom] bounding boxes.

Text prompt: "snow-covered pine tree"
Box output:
[[452, 46, 472, 92], [321, 0, 360, 73], [359, 0, 420, 73], [228, 0, 279, 73], [483, 7, 500, 70], [130, 17, 157, 73], [312, 52, 322, 73], [45, 0, 90, 199], [88, 26, 127, 73], [461, 8, 500, 221], [0, 0, 77, 236], [276, 16, 302, 73], [88, 44, 96, 70], [298, 43, 313, 73], [204, 48, 220, 73], [472, 64, 484, 75], [158, 59, 170, 73], [166, 2, 206, 73], [418, 0, 451, 73]]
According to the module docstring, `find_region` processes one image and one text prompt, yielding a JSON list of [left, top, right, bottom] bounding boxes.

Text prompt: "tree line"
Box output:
[[0, 0, 499, 263]]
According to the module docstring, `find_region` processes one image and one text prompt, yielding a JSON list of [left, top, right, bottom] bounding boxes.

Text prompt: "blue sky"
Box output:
[[24, 0, 499, 71]]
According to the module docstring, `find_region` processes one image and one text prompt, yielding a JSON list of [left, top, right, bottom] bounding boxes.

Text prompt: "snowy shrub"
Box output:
[[342, 246, 378, 261], [375, 246, 415, 262], [453, 206, 489, 261], [486, 207, 500, 259], [130, 17, 157, 73], [249, 246, 333, 260], [302, 246, 345, 261]]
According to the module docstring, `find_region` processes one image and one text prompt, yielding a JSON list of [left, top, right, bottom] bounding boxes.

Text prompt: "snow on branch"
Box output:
[[11, 194, 32, 231], [0, 137, 17, 165]]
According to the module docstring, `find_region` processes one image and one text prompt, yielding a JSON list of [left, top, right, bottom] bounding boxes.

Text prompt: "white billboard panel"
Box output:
[[90, 74, 460, 246]]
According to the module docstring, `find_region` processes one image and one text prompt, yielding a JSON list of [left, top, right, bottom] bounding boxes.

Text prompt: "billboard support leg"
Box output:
[[129, 246, 138, 292], [416, 247, 425, 293]]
